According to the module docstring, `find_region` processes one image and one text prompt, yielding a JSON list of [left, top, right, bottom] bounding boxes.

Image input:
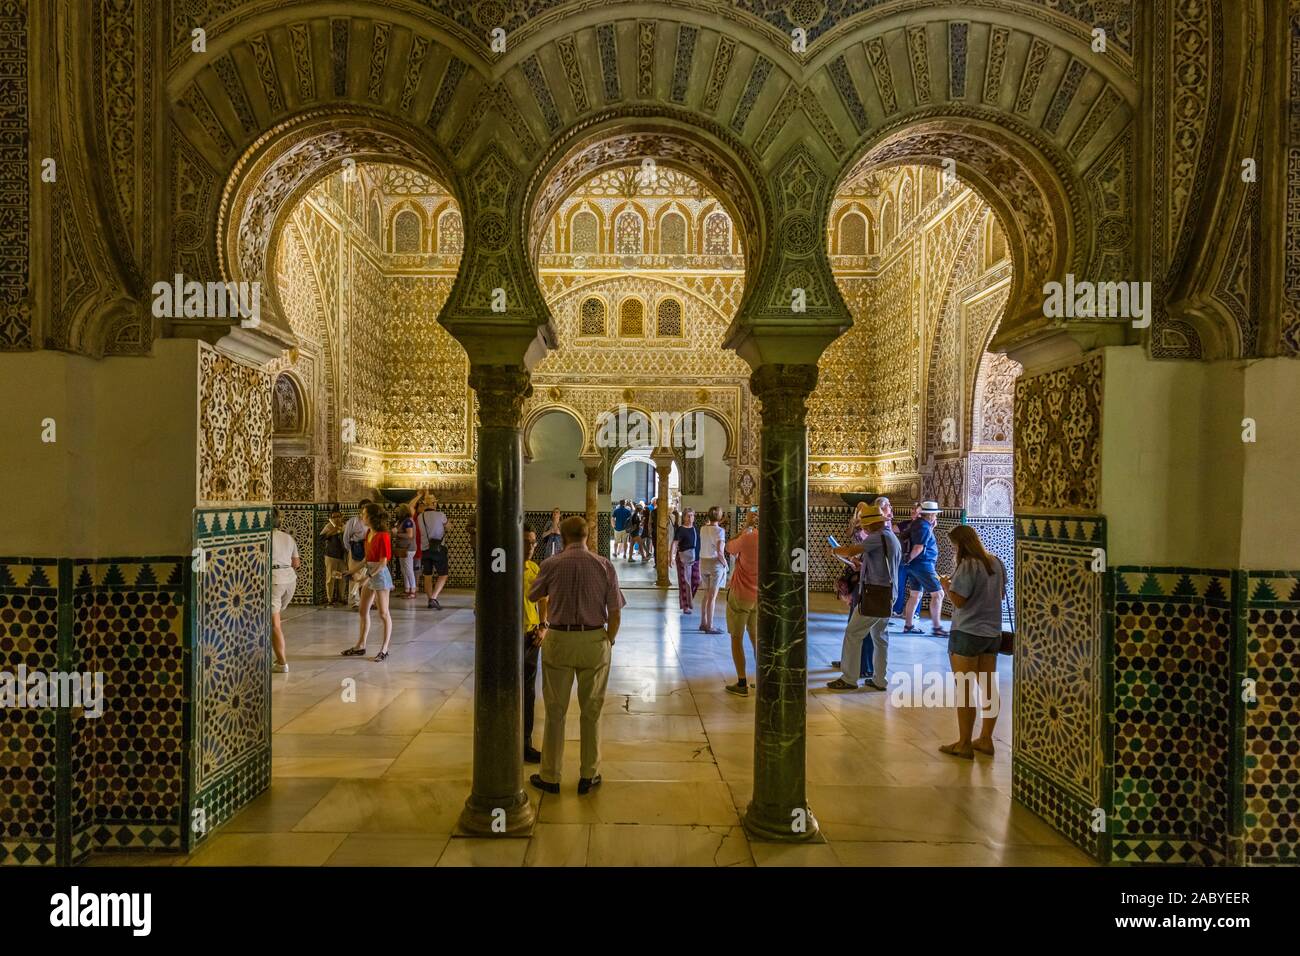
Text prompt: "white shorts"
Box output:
[[272, 577, 296, 613]]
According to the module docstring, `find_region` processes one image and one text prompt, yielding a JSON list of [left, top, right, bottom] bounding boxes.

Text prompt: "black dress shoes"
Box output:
[[577, 774, 602, 795], [524, 746, 542, 764], [529, 773, 559, 794]]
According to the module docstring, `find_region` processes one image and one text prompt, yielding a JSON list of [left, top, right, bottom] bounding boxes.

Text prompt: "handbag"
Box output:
[[999, 561, 1014, 655], [834, 563, 859, 605]]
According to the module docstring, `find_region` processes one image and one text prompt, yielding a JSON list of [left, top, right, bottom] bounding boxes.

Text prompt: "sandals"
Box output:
[[341, 646, 366, 656], [973, 741, 996, 757], [372, 650, 389, 662], [939, 743, 975, 760], [826, 678, 858, 690], [931, 627, 949, 636], [902, 625, 923, 634]]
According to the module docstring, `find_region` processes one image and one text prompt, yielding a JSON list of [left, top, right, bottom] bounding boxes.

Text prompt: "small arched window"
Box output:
[[579, 297, 606, 336], [880, 199, 895, 247], [619, 298, 645, 337], [899, 178, 913, 226], [368, 199, 382, 246], [571, 210, 598, 253], [615, 210, 644, 255], [656, 298, 683, 337], [704, 211, 731, 255], [838, 211, 867, 256], [660, 212, 687, 255], [438, 208, 463, 255], [394, 209, 422, 253], [272, 373, 305, 434]]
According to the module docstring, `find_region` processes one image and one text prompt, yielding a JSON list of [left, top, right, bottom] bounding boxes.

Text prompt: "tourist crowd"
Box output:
[[268, 489, 1007, 778]]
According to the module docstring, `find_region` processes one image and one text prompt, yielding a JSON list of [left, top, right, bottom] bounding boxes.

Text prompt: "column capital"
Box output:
[[468, 364, 532, 428], [650, 447, 676, 469], [749, 364, 819, 427]]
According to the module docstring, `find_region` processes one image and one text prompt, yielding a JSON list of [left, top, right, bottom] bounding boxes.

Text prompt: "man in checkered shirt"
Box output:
[[527, 515, 626, 795]]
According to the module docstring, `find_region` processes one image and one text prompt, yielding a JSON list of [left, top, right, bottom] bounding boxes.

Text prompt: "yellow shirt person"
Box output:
[[524, 557, 541, 629]]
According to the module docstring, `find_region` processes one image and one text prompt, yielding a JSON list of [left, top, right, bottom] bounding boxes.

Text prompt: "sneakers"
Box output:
[[272, 661, 289, 673], [725, 681, 749, 697]]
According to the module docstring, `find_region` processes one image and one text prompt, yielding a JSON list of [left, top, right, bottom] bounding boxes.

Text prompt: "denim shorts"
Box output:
[[904, 564, 943, 593], [948, 628, 1000, 657], [365, 564, 394, 592]]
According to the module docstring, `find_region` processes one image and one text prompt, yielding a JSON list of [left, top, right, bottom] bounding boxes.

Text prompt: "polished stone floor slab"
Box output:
[[156, 587, 1093, 867]]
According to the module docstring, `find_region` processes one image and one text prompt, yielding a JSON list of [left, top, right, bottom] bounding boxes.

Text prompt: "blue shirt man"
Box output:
[[612, 502, 632, 532], [909, 515, 939, 569]]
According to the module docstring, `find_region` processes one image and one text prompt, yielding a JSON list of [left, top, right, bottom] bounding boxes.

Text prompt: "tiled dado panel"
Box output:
[[524, 511, 609, 565], [1012, 514, 1110, 861], [191, 508, 272, 844], [1111, 568, 1234, 865], [273, 502, 317, 605], [1239, 571, 1300, 865], [1, 557, 188, 866], [71, 559, 187, 859], [0, 559, 60, 865]]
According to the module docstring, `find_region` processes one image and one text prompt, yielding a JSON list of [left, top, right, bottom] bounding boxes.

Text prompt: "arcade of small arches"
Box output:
[[5, 0, 1296, 869]]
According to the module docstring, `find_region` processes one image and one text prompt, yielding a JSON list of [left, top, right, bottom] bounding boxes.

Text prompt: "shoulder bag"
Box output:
[[998, 558, 1014, 655], [856, 536, 894, 618]]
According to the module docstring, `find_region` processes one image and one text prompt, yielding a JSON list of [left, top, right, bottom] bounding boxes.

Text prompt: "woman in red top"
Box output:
[[723, 509, 760, 696], [342, 503, 395, 661]]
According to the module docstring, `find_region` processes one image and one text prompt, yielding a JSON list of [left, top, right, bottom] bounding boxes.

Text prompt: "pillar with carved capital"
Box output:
[[744, 364, 821, 842], [459, 364, 535, 836], [581, 455, 601, 551], [652, 449, 674, 588]]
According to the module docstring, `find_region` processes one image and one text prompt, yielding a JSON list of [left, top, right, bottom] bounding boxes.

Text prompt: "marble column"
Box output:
[[581, 455, 601, 552], [459, 365, 535, 836], [744, 364, 821, 842], [652, 448, 674, 588]]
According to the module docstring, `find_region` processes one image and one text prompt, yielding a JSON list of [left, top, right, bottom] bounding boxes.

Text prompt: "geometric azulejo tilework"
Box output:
[[1241, 570, 1300, 865], [273, 503, 315, 605], [1111, 567, 1234, 865], [71, 558, 187, 856], [1012, 521, 1108, 861], [0, 558, 60, 866], [191, 509, 271, 844]]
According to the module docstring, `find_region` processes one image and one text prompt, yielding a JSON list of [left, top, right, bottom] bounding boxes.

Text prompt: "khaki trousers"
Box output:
[[347, 554, 365, 605], [540, 628, 612, 783], [324, 557, 348, 603]]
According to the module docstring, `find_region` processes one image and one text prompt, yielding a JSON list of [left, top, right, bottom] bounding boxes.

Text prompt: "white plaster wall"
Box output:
[[679, 415, 732, 515], [523, 412, 586, 511], [1100, 346, 1245, 568], [1239, 358, 1300, 569], [0, 339, 199, 557]]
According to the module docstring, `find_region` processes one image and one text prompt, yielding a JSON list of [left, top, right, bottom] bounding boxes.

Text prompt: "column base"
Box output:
[[742, 801, 825, 843], [456, 791, 537, 837]]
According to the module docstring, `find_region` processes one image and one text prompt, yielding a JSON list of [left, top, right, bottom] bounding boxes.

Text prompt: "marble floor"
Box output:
[[94, 584, 1094, 867]]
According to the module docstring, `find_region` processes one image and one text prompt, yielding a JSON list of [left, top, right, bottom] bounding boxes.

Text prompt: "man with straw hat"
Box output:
[[826, 504, 901, 691]]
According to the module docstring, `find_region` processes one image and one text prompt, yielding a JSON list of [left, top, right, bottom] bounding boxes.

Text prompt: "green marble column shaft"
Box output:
[[459, 365, 536, 836], [744, 364, 821, 842]]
